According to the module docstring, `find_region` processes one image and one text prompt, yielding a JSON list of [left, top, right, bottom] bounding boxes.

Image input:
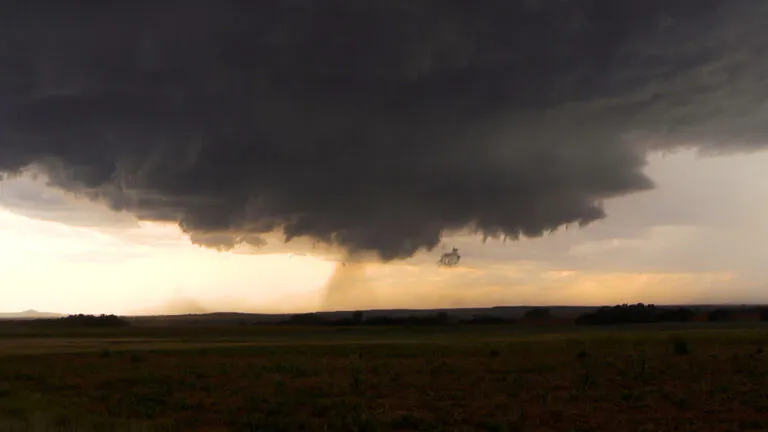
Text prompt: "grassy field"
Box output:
[[1, 324, 768, 431]]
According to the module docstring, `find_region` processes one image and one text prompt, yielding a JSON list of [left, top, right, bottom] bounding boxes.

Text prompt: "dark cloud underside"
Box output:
[[0, 0, 765, 260]]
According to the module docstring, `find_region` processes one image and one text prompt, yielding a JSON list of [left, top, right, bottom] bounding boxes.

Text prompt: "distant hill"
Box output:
[[0, 310, 64, 320], [3, 304, 765, 324], [125, 304, 768, 326], [125, 306, 605, 326]]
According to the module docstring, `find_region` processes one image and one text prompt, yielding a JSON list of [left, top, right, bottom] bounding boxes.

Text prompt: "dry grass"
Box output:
[[0, 326, 768, 431]]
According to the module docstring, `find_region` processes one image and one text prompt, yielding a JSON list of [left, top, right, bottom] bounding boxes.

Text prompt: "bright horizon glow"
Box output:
[[0, 211, 337, 315]]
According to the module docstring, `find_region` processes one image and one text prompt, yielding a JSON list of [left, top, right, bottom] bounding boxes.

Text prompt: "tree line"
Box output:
[[7, 306, 768, 329], [574, 303, 694, 325], [27, 314, 130, 328], [281, 304, 768, 327], [282, 311, 519, 326], [576, 303, 768, 325]]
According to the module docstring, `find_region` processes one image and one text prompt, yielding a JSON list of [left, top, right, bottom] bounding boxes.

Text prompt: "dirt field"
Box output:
[[1, 325, 768, 431]]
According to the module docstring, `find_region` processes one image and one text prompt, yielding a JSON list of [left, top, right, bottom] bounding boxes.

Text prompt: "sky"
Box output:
[[1, 1, 768, 314], [1, 148, 767, 314]]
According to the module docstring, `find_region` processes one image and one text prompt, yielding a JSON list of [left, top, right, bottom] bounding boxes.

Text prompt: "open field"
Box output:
[[1, 324, 768, 431]]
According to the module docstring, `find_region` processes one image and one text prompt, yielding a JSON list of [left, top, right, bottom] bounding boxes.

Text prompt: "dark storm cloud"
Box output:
[[0, 0, 765, 260], [0, 173, 140, 228]]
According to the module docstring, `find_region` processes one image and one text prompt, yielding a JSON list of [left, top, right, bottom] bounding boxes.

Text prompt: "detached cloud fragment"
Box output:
[[0, 0, 766, 261]]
